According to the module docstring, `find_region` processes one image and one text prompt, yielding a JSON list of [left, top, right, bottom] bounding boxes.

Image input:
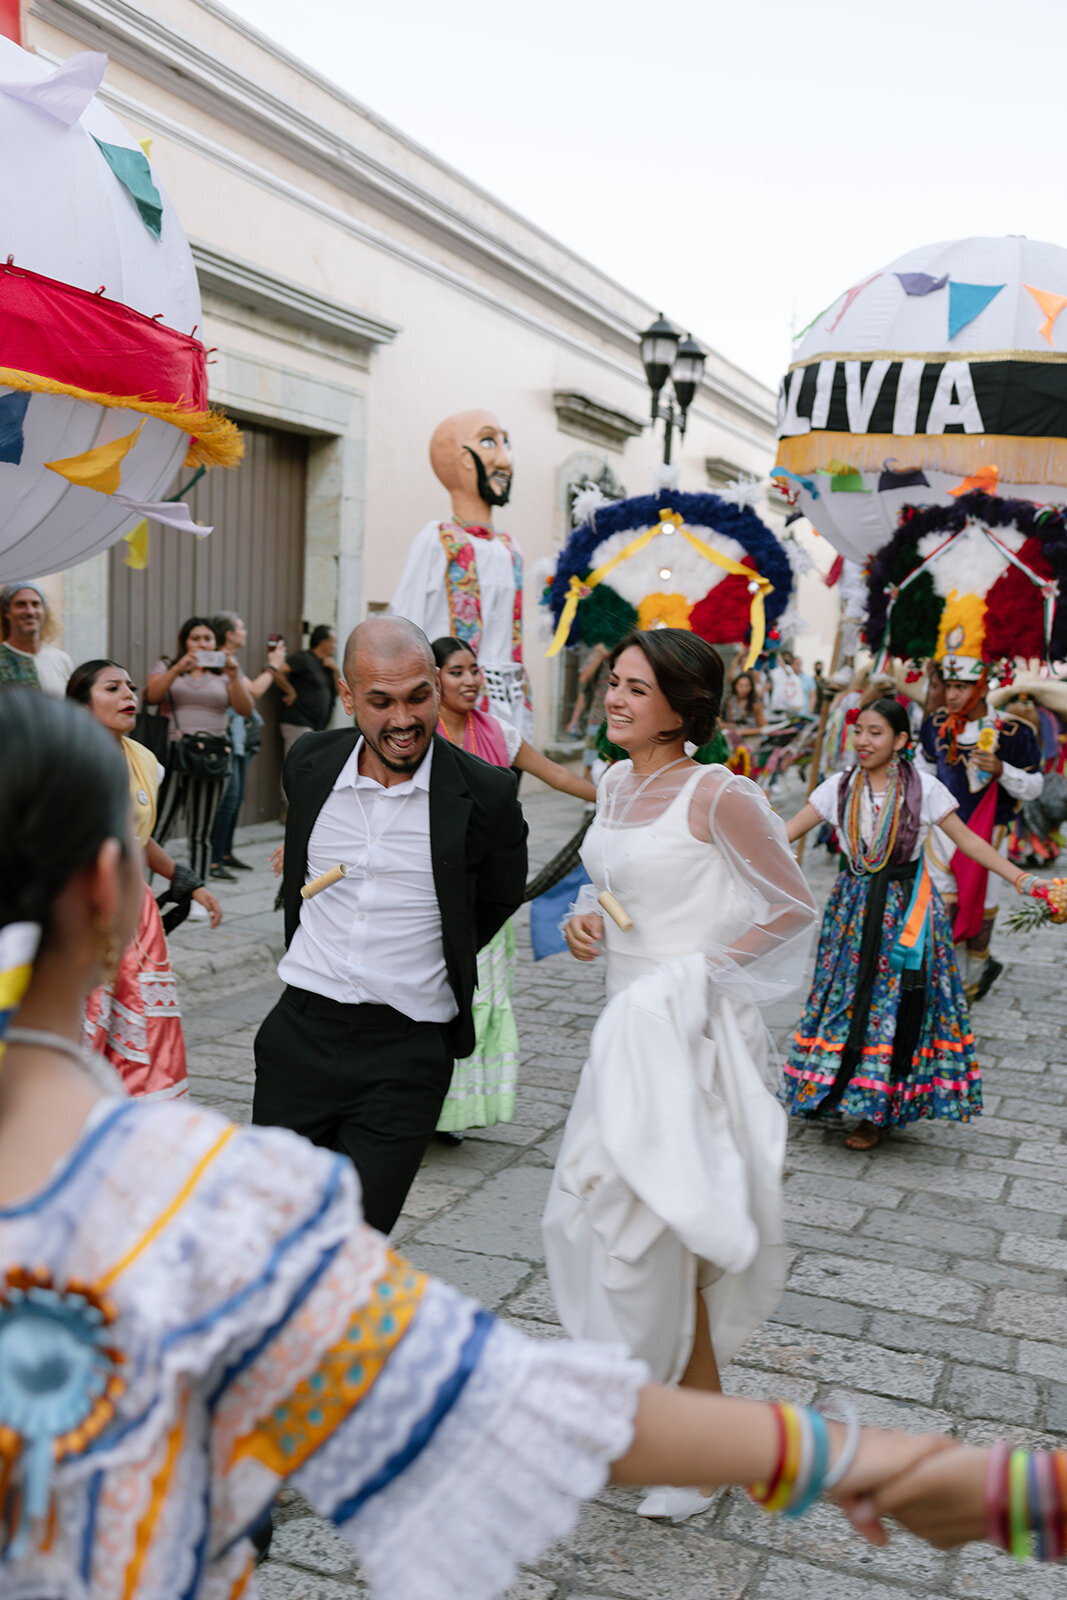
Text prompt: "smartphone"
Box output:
[[196, 649, 227, 670], [267, 633, 283, 650]]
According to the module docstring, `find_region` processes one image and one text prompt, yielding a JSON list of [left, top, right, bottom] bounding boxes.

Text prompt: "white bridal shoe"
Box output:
[[635, 1486, 716, 1523]]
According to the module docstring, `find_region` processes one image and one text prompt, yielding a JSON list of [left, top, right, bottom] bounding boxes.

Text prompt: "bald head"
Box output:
[[429, 409, 512, 524], [339, 616, 440, 783], [343, 615, 433, 684]]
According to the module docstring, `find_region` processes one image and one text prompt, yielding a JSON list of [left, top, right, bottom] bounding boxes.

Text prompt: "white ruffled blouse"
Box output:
[[0, 1099, 644, 1599]]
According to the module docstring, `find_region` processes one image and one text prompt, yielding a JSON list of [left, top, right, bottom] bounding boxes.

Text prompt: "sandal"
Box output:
[[844, 1120, 885, 1151]]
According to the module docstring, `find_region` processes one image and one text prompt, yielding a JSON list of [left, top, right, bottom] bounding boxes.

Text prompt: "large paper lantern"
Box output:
[[545, 490, 795, 666], [774, 236, 1067, 565], [0, 41, 240, 581]]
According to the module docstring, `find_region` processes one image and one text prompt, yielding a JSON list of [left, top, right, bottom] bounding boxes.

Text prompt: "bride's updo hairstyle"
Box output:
[[0, 689, 130, 939], [609, 628, 725, 746]]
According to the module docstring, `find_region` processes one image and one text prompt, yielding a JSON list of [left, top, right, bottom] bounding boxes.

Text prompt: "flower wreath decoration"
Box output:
[[545, 490, 794, 666], [865, 490, 1067, 667]]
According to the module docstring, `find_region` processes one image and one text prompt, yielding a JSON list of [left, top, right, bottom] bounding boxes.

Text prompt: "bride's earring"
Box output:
[[95, 916, 120, 987]]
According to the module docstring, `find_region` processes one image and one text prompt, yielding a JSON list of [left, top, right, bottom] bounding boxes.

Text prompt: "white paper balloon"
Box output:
[[0, 39, 215, 581], [774, 236, 1067, 564]]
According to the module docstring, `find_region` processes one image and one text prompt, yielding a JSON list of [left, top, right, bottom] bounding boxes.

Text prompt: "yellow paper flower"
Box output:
[[976, 726, 998, 752], [637, 592, 692, 632]]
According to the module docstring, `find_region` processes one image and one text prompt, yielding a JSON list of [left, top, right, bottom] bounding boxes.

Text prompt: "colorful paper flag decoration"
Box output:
[[45, 422, 143, 493], [123, 519, 149, 569], [112, 493, 212, 536], [948, 281, 1004, 339], [1023, 283, 1067, 346], [947, 464, 999, 497], [0, 51, 106, 126], [0, 390, 30, 465], [877, 463, 930, 491], [829, 273, 880, 332], [138, 137, 153, 159], [895, 272, 949, 296], [92, 138, 163, 238]]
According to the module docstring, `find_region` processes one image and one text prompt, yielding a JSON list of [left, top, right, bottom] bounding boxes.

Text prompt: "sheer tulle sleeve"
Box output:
[[689, 767, 817, 1005]]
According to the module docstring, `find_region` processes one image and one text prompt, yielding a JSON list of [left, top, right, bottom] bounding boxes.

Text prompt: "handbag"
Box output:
[[175, 729, 232, 782], [134, 700, 171, 765]]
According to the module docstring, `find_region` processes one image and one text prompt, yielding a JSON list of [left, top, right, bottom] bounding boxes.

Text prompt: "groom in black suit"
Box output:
[[253, 615, 527, 1232]]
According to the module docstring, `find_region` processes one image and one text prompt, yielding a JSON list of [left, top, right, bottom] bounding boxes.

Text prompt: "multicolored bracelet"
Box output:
[[747, 1402, 859, 1517], [986, 1445, 1067, 1561]]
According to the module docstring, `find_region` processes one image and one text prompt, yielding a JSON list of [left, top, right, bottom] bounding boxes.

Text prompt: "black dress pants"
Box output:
[[252, 986, 453, 1233]]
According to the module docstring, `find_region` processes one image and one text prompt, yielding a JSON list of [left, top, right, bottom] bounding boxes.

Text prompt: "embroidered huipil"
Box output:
[[0, 1100, 643, 1599], [390, 521, 532, 736]]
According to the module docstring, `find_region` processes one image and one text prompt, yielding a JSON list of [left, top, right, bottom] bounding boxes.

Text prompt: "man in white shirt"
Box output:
[[0, 583, 74, 694], [252, 616, 528, 1232]]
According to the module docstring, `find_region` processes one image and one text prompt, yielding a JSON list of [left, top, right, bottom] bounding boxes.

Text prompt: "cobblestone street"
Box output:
[[169, 778, 1067, 1600]]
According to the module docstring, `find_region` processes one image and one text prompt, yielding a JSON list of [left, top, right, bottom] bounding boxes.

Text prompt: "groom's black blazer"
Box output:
[[281, 729, 528, 1058]]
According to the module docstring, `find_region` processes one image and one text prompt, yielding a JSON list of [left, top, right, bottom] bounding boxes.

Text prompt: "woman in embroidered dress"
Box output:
[[783, 699, 1051, 1151], [431, 637, 595, 1141], [0, 688, 955, 1596], [67, 660, 221, 1099], [546, 630, 818, 1524]]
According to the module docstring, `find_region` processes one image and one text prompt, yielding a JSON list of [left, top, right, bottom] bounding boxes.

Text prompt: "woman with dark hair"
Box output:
[[66, 660, 220, 1098], [145, 617, 252, 880], [784, 698, 1050, 1150], [0, 688, 953, 1594], [547, 628, 817, 1523], [431, 637, 594, 1140]]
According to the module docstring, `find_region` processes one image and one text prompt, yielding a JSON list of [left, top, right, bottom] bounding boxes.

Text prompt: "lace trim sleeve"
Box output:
[[299, 1283, 646, 1600]]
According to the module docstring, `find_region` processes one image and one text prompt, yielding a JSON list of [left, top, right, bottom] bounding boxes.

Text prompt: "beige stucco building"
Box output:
[[14, 0, 836, 814]]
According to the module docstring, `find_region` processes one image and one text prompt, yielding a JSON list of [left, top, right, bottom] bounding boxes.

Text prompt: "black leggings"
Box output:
[[154, 766, 225, 881]]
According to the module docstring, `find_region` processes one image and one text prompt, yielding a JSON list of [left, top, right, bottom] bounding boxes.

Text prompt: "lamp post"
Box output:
[[639, 315, 706, 465]]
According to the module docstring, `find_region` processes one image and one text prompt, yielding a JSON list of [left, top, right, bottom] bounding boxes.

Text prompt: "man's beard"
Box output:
[[464, 447, 512, 508], [363, 723, 431, 773]]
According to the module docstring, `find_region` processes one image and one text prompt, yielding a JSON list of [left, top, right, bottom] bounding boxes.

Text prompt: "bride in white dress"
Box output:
[[544, 629, 816, 1520]]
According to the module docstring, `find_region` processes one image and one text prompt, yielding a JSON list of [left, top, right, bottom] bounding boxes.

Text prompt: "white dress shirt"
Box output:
[[278, 738, 457, 1021]]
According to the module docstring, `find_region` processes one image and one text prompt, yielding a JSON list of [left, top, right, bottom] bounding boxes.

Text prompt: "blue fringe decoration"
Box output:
[[865, 490, 1067, 660], [547, 490, 794, 651]]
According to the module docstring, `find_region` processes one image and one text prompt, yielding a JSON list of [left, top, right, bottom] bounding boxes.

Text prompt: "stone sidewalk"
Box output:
[[170, 779, 1067, 1600]]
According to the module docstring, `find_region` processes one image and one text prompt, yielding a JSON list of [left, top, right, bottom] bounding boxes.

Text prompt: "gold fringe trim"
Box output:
[[776, 431, 1067, 487], [0, 367, 244, 469], [788, 348, 1067, 371]]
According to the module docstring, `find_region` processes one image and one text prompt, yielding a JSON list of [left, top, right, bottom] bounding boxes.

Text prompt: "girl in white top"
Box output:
[[784, 698, 1051, 1151]]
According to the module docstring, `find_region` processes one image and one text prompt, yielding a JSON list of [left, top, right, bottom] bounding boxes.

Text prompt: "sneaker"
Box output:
[[209, 863, 237, 882], [223, 854, 253, 871], [186, 899, 210, 922]]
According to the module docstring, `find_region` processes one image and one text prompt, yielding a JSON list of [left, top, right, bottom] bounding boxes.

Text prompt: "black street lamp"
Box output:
[[639, 315, 706, 465]]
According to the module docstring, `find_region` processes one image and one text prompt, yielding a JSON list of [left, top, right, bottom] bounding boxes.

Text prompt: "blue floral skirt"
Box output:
[[782, 867, 981, 1127]]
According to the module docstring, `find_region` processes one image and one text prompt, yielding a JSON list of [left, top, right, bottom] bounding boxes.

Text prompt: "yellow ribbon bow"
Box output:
[[546, 507, 772, 667]]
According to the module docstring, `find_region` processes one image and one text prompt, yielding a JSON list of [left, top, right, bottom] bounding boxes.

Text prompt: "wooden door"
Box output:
[[109, 421, 308, 822]]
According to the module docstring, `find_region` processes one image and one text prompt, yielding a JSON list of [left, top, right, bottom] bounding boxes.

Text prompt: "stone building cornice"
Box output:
[[31, 0, 775, 442]]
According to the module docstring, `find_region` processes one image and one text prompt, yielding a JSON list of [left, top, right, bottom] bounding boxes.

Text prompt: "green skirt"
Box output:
[[436, 919, 519, 1132]]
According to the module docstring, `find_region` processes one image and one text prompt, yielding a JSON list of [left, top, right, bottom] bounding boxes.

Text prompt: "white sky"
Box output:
[[220, 0, 1065, 393]]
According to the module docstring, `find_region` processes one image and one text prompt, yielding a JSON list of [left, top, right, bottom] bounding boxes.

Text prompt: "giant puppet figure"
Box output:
[[391, 410, 531, 735]]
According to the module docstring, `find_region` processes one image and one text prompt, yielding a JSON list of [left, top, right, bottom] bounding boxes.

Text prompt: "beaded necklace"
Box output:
[[843, 758, 903, 873]]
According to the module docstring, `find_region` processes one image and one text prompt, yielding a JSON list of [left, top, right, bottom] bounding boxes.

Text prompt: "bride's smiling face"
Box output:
[[605, 645, 683, 751]]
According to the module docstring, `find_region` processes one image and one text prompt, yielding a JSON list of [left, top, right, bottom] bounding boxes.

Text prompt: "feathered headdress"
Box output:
[[864, 490, 1067, 675]]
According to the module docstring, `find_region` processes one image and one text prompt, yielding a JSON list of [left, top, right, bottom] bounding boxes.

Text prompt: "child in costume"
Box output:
[[783, 698, 1049, 1150]]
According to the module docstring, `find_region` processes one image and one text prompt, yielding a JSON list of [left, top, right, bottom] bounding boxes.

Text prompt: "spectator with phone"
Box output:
[[208, 612, 288, 880], [145, 617, 252, 882]]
